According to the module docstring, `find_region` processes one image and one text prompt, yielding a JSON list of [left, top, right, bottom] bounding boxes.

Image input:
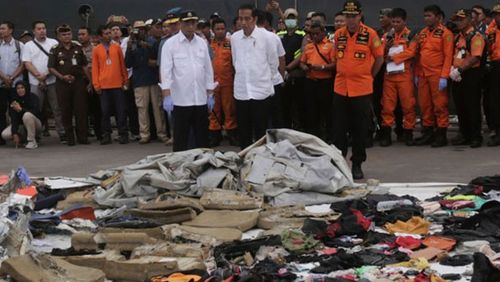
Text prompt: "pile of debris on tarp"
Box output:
[[0, 129, 500, 281]]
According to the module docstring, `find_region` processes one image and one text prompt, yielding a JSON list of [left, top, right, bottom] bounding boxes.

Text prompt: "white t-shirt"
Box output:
[[22, 37, 58, 86]]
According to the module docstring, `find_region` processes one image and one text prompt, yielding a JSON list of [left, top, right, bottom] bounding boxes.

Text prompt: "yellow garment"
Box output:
[[385, 216, 431, 235], [389, 257, 429, 270], [444, 195, 476, 201], [151, 273, 202, 282]]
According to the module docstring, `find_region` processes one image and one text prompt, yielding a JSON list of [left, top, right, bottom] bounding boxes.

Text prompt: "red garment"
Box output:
[[395, 236, 422, 250]]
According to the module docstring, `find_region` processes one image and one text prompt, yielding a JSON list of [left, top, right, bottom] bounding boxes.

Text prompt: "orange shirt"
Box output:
[[487, 24, 500, 62], [383, 27, 416, 81], [414, 24, 454, 78], [333, 23, 384, 97], [300, 37, 335, 80], [453, 27, 485, 69], [91, 43, 128, 90], [211, 37, 234, 87]]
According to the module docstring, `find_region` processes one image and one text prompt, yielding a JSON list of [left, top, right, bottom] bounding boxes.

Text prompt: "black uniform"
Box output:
[[48, 43, 88, 143]]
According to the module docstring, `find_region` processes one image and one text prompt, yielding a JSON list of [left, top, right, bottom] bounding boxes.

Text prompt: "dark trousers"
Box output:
[[304, 78, 333, 141], [100, 88, 128, 137], [0, 87, 13, 139], [125, 87, 139, 135], [282, 77, 306, 130], [482, 68, 492, 130], [55, 78, 88, 142], [88, 88, 102, 139], [270, 85, 284, 129], [452, 67, 483, 141], [236, 97, 271, 149], [489, 62, 500, 133], [332, 93, 372, 164], [172, 105, 208, 152]]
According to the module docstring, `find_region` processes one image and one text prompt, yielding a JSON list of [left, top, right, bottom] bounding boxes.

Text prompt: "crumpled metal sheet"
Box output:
[[240, 129, 354, 201], [93, 149, 241, 208]]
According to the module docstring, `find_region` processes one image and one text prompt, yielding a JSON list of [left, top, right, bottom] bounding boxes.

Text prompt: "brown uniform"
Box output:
[[48, 43, 88, 143]]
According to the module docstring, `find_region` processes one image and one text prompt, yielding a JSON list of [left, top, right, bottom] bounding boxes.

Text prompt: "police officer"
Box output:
[[48, 25, 89, 145], [332, 0, 384, 179], [449, 9, 486, 148]]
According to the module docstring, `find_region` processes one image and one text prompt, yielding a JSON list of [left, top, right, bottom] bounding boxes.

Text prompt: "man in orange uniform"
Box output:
[[487, 5, 500, 146], [332, 0, 384, 180], [300, 21, 335, 141], [381, 8, 417, 147], [209, 18, 237, 147], [449, 9, 486, 148], [412, 5, 454, 147]]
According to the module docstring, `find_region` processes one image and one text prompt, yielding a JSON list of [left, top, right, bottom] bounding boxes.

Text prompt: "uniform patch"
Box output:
[[337, 50, 344, 58], [356, 33, 369, 45], [337, 44, 346, 50], [373, 38, 381, 48], [354, 51, 366, 59], [473, 38, 483, 47], [433, 29, 444, 38], [223, 42, 231, 49]]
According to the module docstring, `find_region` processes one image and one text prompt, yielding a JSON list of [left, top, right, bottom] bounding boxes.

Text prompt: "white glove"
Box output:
[[449, 67, 462, 82]]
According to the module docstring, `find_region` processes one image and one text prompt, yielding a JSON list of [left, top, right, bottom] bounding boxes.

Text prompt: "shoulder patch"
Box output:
[[473, 37, 483, 47], [373, 38, 381, 48]]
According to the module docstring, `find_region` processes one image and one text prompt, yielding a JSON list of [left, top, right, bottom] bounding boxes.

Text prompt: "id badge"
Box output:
[[106, 58, 112, 65], [72, 58, 77, 65]]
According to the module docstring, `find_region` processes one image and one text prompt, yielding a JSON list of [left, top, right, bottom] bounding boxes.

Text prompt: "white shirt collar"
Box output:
[[0, 38, 14, 46]]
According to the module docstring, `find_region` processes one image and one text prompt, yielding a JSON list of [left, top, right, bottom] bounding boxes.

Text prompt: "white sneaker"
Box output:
[[25, 141, 38, 149]]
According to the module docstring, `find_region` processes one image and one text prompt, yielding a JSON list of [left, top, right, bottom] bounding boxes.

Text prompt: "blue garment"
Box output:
[[125, 43, 159, 88]]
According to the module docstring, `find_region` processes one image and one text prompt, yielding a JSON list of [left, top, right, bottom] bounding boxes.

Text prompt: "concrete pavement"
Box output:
[[1, 132, 499, 183]]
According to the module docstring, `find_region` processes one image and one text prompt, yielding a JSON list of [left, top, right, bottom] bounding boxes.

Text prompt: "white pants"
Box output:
[[1, 112, 42, 142]]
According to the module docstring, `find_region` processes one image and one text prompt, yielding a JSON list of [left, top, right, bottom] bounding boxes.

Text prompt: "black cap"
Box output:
[[451, 9, 472, 21], [342, 0, 362, 15], [180, 10, 199, 22], [56, 24, 72, 33]]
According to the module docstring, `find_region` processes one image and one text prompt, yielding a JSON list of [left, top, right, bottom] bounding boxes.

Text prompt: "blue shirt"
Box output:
[[125, 42, 159, 88]]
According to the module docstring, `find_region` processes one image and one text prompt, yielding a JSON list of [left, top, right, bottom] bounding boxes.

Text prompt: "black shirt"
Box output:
[[280, 31, 305, 65], [9, 92, 41, 135]]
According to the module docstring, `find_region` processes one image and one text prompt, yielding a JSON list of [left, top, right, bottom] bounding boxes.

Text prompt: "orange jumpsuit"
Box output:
[[381, 27, 417, 129], [209, 37, 237, 131], [395, 24, 454, 129]]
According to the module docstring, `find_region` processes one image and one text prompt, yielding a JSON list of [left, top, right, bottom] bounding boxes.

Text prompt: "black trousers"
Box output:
[[55, 78, 88, 142], [100, 88, 128, 137], [332, 93, 372, 164], [172, 105, 208, 152], [304, 78, 333, 141], [125, 87, 139, 135], [88, 88, 102, 139], [282, 76, 306, 130], [452, 67, 483, 141], [236, 97, 271, 149], [0, 87, 13, 139], [269, 85, 284, 129], [489, 62, 500, 133]]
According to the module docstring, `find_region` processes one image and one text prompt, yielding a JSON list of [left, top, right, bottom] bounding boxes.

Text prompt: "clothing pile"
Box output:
[[0, 130, 500, 281]]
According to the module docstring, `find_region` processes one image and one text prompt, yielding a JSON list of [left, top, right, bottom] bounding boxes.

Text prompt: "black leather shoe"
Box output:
[[118, 135, 129, 144], [100, 134, 111, 145], [379, 127, 392, 147], [431, 128, 447, 148], [415, 127, 434, 146], [487, 135, 500, 147], [67, 139, 76, 146], [404, 130, 415, 146], [451, 134, 471, 146], [470, 139, 482, 148], [352, 163, 364, 180]]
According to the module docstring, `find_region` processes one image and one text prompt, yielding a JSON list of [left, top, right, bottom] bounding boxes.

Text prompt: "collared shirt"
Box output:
[[91, 43, 128, 90], [453, 27, 485, 69], [160, 32, 215, 106], [487, 24, 500, 62], [415, 24, 454, 78], [125, 43, 159, 88], [301, 36, 335, 80], [48, 43, 88, 78], [383, 27, 415, 81], [211, 37, 234, 87], [0, 38, 24, 87], [231, 27, 279, 100], [266, 29, 286, 85], [333, 23, 384, 97], [113, 38, 133, 78], [22, 37, 58, 85]]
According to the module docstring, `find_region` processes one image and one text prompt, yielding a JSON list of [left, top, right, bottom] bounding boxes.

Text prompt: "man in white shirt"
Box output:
[[22, 20, 65, 141], [0, 21, 24, 145], [160, 10, 216, 152], [256, 9, 286, 128], [231, 4, 279, 148]]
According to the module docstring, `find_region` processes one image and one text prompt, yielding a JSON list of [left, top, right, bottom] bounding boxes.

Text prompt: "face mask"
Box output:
[[285, 19, 298, 29]]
